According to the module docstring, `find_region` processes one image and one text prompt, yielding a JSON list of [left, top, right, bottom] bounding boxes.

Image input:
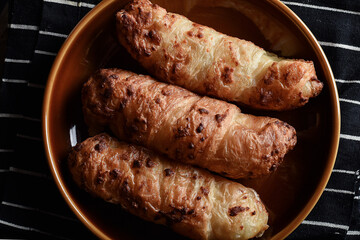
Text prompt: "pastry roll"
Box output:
[[68, 133, 269, 240], [82, 69, 296, 179], [116, 0, 323, 111]]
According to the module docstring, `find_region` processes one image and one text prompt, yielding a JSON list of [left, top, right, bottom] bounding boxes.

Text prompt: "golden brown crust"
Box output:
[[82, 69, 296, 178], [68, 133, 269, 240], [116, 0, 323, 111]]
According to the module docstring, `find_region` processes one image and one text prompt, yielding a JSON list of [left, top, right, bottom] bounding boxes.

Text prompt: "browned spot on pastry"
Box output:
[[109, 74, 118, 79], [94, 141, 106, 152], [175, 126, 190, 138], [229, 206, 246, 216], [143, 49, 152, 56], [221, 67, 234, 84], [260, 88, 273, 104], [200, 137, 205, 142], [118, 99, 127, 111], [126, 85, 134, 96], [196, 196, 201, 200], [200, 187, 209, 195], [155, 97, 161, 103], [132, 160, 142, 168], [110, 169, 121, 179], [196, 123, 204, 133], [269, 164, 277, 171], [251, 211, 256, 216], [215, 112, 228, 123], [187, 30, 194, 37], [164, 168, 174, 176], [198, 108, 209, 114], [122, 180, 131, 193], [197, 32, 204, 38], [163, 208, 186, 225], [145, 29, 161, 45], [263, 63, 277, 85], [188, 142, 195, 149], [146, 158, 155, 168], [96, 175, 104, 184], [161, 89, 172, 96], [139, 6, 152, 24], [311, 76, 319, 82], [172, 62, 181, 74], [299, 92, 308, 103], [188, 154, 194, 159], [187, 209, 195, 215], [204, 82, 215, 92]]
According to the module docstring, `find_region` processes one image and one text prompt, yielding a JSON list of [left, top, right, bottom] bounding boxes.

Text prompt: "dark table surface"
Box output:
[[1, 0, 360, 239]]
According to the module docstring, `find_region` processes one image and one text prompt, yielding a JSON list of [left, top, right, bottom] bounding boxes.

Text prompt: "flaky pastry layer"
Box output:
[[69, 133, 269, 240], [82, 69, 296, 179], [116, 0, 323, 111]]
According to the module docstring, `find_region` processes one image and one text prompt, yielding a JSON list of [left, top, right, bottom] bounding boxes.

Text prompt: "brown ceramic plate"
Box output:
[[43, 0, 340, 239]]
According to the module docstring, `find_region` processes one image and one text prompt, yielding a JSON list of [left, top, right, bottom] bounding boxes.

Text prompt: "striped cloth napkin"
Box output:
[[0, 0, 359, 239]]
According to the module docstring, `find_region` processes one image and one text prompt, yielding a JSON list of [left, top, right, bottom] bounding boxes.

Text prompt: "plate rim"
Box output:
[[42, 0, 341, 239]]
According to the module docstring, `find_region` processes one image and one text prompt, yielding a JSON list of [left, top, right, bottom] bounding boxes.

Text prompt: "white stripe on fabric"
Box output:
[[28, 82, 46, 89], [336, 79, 360, 84], [44, 0, 95, 8], [4, 58, 31, 64], [34, 50, 57, 56], [79, 2, 96, 8], [39, 30, 68, 38], [354, 196, 360, 200], [0, 113, 23, 118], [341, 134, 360, 142], [1, 201, 78, 222], [332, 169, 357, 175], [347, 231, 360, 235], [302, 220, 349, 230], [324, 188, 355, 195], [9, 167, 51, 180], [2, 78, 28, 84], [0, 113, 41, 122], [0, 219, 72, 240], [282, 1, 360, 16], [22, 116, 41, 122], [340, 98, 360, 106], [8, 26, 69, 38], [16, 134, 42, 142], [0, 149, 15, 153], [319, 41, 360, 52], [8, 24, 39, 31]]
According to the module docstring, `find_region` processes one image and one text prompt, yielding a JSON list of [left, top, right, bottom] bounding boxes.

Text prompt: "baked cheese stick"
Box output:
[[116, 0, 323, 111], [68, 133, 269, 240], [82, 69, 296, 179]]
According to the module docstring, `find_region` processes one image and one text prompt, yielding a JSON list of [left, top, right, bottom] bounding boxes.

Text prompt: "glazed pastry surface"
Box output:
[[68, 133, 269, 240], [82, 69, 297, 179], [116, 0, 323, 111]]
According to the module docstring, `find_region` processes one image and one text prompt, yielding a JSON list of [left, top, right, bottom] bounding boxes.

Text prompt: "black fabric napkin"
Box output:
[[0, 0, 359, 239]]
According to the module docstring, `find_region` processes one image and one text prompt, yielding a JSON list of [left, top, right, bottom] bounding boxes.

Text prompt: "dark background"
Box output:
[[0, 0, 359, 239]]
